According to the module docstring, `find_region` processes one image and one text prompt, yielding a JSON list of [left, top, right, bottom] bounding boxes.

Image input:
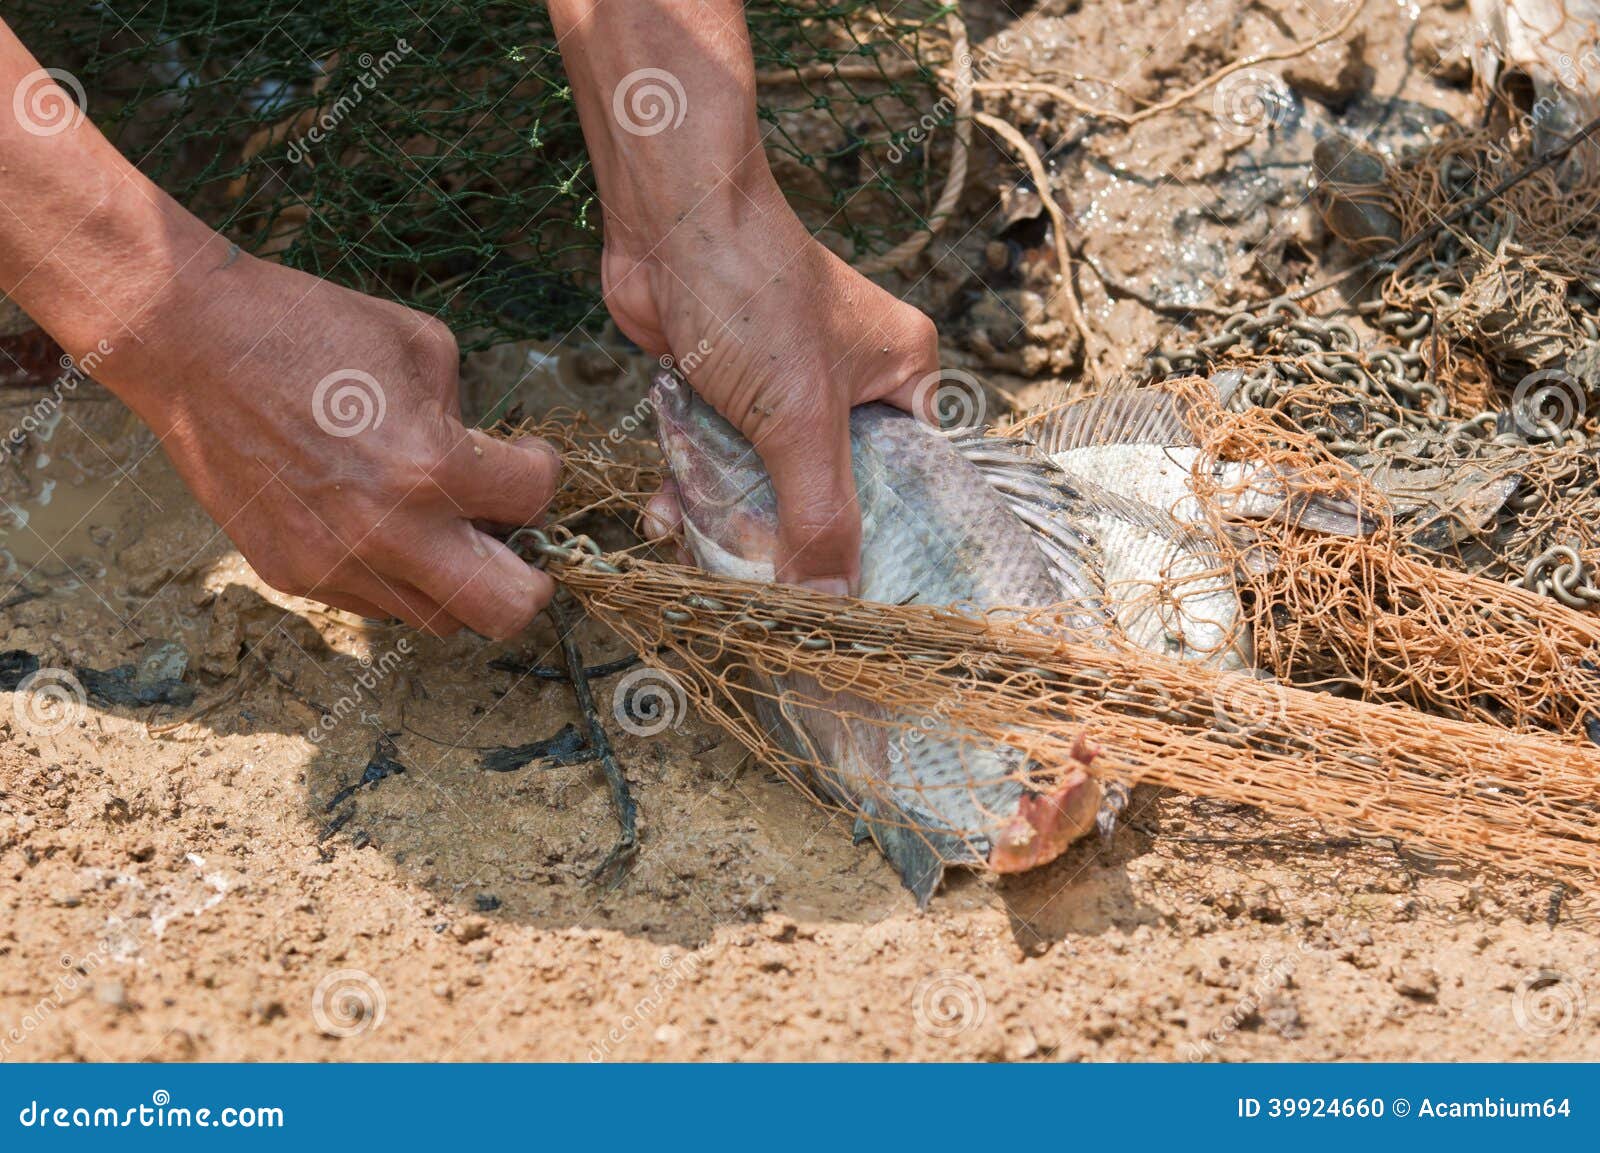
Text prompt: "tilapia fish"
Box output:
[[654, 373, 1107, 905], [656, 369, 1339, 901]]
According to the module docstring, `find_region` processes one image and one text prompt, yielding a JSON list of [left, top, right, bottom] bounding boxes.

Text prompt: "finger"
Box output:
[[439, 431, 561, 527], [642, 480, 682, 541], [864, 306, 940, 418], [363, 578, 466, 637], [747, 393, 859, 595], [315, 572, 464, 637], [387, 523, 555, 640], [303, 590, 396, 622]]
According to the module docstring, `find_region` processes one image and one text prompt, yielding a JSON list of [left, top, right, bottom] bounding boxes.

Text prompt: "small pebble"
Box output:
[[1393, 967, 1439, 1000]]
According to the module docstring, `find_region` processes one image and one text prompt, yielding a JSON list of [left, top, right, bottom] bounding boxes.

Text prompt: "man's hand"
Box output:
[[0, 22, 556, 637], [109, 248, 559, 637], [552, 0, 938, 594], [602, 189, 936, 594]]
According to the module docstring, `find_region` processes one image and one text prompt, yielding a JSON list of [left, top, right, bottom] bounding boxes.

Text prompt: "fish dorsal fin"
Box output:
[[949, 434, 1106, 616], [1028, 375, 1241, 457]]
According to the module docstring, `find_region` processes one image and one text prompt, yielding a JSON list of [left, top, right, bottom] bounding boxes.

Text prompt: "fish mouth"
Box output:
[[987, 732, 1103, 873], [650, 370, 692, 438]]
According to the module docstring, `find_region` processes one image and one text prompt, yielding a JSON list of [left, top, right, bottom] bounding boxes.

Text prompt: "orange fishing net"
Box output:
[[496, 103, 1600, 892], [507, 371, 1600, 889]]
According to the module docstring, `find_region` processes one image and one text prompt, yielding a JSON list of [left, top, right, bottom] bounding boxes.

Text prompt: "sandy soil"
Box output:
[[3, 0, 1598, 1062]]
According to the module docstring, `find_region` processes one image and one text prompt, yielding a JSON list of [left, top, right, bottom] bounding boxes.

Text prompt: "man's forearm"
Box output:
[[0, 21, 221, 370], [548, 0, 780, 257]]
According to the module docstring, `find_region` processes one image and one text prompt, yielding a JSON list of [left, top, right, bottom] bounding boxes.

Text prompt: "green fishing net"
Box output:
[[10, 1, 955, 349]]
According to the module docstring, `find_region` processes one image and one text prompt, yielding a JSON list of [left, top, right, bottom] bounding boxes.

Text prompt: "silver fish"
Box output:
[[653, 373, 1106, 905], [1023, 377, 1371, 671], [653, 372, 1358, 902]]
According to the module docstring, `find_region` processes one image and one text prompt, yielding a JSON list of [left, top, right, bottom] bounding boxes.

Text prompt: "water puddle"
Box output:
[[0, 391, 149, 585]]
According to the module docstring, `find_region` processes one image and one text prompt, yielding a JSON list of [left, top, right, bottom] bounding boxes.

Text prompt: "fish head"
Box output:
[[652, 371, 780, 581]]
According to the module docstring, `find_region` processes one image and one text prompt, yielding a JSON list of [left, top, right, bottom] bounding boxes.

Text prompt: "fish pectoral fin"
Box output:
[[947, 433, 1108, 613]]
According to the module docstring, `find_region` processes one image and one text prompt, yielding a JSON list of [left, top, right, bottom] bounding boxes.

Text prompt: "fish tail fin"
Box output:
[[1097, 780, 1131, 848], [1218, 462, 1379, 537]]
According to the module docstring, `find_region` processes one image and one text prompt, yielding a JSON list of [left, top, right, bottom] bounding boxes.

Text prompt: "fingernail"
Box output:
[[517, 435, 561, 466], [800, 577, 851, 597]]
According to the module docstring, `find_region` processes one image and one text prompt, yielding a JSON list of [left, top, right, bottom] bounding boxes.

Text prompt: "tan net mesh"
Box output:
[[508, 369, 1600, 888], [492, 95, 1600, 893]]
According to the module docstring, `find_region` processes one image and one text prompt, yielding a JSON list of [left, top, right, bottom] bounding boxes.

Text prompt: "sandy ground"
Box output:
[[3, 0, 1598, 1062]]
